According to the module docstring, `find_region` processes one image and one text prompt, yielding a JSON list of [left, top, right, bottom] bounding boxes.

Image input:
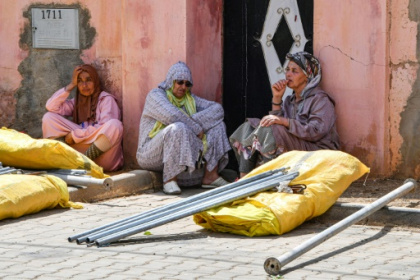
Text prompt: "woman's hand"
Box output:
[[65, 66, 83, 92], [271, 79, 288, 102], [260, 115, 289, 128]]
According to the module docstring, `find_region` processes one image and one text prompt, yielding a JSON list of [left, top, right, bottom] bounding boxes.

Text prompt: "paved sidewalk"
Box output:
[[1, 188, 419, 280]]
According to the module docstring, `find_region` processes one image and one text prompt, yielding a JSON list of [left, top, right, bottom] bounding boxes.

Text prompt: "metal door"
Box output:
[[223, 0, 313, 170]]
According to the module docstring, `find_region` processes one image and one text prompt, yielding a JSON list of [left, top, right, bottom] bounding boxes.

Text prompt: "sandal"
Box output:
[[202, 177, 229, 189], [163, 181, 181, 195]]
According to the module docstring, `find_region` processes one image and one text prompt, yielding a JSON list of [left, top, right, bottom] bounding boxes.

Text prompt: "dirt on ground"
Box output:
[[338, 177, 420, 208]]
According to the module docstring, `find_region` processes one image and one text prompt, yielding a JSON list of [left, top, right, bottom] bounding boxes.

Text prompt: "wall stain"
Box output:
[[343, 122, 380, 175], [0, 89, 17, 128], [397, 0, 420, 179], [13, 2, 96, 138]]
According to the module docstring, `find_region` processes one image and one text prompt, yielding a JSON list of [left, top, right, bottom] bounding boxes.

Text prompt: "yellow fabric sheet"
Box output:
[[0, 174, 83, 221], [193, 150, 370, 237], [0, 127, 105, 178]]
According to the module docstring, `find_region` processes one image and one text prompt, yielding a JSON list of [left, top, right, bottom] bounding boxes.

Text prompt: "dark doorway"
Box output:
[[222, 0, 313, 171]]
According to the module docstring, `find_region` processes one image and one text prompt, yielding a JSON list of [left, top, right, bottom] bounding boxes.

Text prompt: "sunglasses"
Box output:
[[175, 80, 192, 87]]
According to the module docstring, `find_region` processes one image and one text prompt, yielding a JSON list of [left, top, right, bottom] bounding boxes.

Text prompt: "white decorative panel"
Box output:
[[257, 0, 308, 98]]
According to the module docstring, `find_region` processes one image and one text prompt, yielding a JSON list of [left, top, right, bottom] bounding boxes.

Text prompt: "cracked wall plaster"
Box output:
[[397, 0, 420, 178]]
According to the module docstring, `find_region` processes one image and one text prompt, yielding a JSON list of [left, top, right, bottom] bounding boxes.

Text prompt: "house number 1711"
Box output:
[[41, 10, 62, 19]]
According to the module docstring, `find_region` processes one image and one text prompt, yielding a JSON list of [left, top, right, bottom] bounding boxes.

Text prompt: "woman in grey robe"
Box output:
[[230, 52, 340, 178], [137, 61, 231, 194]]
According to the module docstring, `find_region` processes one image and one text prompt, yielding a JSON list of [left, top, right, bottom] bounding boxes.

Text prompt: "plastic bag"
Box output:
[[193, 150, 370, 236], [0, 127, 105, 178], [0, 174, 83, 221]]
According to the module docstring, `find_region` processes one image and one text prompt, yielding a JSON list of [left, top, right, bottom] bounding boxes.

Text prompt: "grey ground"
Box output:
[[1, 184, 419, 280]]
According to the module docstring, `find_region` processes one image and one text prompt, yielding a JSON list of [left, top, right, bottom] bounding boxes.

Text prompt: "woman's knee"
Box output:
[[42, 112, 67, 134], [165, 122, 192, 136], [107, 119, 123, 133], [94, 119, 123, 147], [272, 124, 293, 143], [42, 112, 60, 124], [103, 119, 123, 138]]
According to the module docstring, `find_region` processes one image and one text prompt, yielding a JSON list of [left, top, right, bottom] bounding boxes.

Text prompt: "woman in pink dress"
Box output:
[[42, 64, 123, 172]]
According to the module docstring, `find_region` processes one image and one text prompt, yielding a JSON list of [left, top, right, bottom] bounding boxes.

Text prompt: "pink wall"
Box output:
[[186, 0, 223, 103], [314, 0, 389, 176], [0, 1, 28, 127], [121, 0, 188, 168]]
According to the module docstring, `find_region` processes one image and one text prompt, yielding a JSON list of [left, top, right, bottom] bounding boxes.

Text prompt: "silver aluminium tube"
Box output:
[[93, 172, 299, 247], [68, 168, 287, 243], [49, 173, 113, 189], [80, 170, 294, 244], [48, 169, 88, 175], [264, 179, 418, 276], [0, 167, 21, 174]]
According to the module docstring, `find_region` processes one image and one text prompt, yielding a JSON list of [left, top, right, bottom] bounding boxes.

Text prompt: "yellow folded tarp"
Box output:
[[0, 174, 83, 221], [193, 150, 370, 237], [0, 127, 105, 178]]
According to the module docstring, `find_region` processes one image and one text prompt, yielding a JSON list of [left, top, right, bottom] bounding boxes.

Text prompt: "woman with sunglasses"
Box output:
[[42, 64, 124, 172], [137, 61, 231, 195], [230, 52, 340, 178]]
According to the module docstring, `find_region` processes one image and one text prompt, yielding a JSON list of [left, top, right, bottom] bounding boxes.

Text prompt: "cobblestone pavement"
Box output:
[[1, 188, 419, 280]]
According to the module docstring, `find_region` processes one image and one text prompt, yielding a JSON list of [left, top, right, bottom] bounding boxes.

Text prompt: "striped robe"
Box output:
[[136, 88, 231, 186]]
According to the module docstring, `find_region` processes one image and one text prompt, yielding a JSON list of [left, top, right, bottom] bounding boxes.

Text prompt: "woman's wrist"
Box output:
[[272, 99, 282, 106], [65, 84, 75, 92]]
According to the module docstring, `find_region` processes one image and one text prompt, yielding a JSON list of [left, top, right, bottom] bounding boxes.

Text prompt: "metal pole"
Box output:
[[79, 171, 295, 244], [94, 172, 299, 247], [0, 167, 22, 175], [68, 168, 287, 243], [0, 167, 14, 174], [48, 169, 88, 176], [48, 173, 113, 189], [264, 179, 418, 276]]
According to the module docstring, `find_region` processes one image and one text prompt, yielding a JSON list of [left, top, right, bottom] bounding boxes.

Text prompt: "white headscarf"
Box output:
[[158, 61, 194, 90]]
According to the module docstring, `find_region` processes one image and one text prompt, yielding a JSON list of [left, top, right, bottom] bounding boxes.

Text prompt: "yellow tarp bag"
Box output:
[[193, 150, 370, 237], [0, 174, 83, 221], [0, 127, 105, 178]]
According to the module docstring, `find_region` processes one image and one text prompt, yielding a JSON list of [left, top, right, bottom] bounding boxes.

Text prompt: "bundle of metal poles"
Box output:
[[0, 162, 22, 175], [0, 165, 112, 188], [68, 168, 299, 247]]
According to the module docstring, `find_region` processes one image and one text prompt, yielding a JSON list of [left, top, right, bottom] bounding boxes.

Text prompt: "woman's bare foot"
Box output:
[[65, 133, 75, 145]]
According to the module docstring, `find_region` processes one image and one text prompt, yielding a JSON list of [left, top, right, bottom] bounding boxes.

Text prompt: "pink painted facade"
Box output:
[[0, 0, 419, 178], [314, 1, 390, 175]]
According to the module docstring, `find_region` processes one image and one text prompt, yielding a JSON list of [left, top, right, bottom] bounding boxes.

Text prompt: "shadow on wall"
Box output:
[[13, 3, 96, 138]]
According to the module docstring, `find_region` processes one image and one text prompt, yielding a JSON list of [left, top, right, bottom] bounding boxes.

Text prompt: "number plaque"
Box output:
[[32, 8, 79, 49]]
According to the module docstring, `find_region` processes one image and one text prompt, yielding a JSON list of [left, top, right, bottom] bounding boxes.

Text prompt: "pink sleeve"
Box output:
[[45, 87, 75, 116], [95, 94, 121, 125]]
